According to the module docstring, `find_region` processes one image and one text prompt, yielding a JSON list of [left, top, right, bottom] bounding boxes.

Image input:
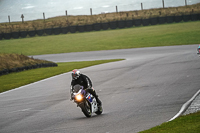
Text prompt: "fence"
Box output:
[[3, 0, 191, 23], [0, 13, 199, 40]]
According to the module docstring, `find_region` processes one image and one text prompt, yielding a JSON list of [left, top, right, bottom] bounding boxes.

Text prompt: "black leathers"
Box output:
[[71, 74, 102, 105], [71, 74, 92, 89]]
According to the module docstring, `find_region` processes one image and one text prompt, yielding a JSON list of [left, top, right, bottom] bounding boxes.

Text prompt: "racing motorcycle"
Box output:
[[71, 84, 103, 117], [197, 44, 200, 56]]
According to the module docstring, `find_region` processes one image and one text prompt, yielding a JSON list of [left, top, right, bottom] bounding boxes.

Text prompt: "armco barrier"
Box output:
[[1, 13, 200, 40], [20, 31, 27, 38]]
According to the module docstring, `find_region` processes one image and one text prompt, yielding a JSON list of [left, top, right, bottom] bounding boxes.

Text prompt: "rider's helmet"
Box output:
[[72, 69, 80, 79]]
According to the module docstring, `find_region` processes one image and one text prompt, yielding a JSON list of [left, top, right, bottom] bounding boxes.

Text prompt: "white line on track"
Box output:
[[168, 89, 200, 121], [0, 72, 69, 96]]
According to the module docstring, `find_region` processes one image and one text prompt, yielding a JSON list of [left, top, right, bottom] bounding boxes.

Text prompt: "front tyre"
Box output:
[[95, 106, 103, 115], [81, 101, 92, 117]]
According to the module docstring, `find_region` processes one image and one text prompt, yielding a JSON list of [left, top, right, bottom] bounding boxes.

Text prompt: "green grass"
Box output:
[[0, 59, 123, 93], [0, 21, 200, 55], [139, 111, 200, 133], [0, 19, 200, 133]]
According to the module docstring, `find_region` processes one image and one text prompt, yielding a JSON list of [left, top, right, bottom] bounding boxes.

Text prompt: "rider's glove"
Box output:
[[81, 89, 86, 95]]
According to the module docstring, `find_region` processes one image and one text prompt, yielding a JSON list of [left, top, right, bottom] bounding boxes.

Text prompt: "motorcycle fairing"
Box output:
[[86, 94, 93, 102]]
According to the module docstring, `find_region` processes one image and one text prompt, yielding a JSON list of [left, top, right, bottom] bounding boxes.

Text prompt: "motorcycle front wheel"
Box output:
[[80, 100, 92, 117], [95, 105, 103, 115]]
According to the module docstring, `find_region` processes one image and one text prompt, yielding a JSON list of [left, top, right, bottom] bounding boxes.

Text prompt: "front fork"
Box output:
[[76, 99, 91, 110]]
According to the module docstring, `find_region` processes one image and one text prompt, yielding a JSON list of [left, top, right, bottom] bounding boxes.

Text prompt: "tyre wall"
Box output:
[[53, 27, 61, 35], [1, 13, 199, 40], [0, 63, 58, 76]]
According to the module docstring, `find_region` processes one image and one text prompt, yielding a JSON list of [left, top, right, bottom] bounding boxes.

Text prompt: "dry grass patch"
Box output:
[[0, 3, 199, 33], [0, 54, 55, 71]]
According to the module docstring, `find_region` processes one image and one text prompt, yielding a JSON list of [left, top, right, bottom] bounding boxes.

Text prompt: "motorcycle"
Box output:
[[71, 84, 103, 117], [197, 44, 200, 56]]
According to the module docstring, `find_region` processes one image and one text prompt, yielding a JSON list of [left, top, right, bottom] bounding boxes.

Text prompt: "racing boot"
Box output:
[[92, 90, 102, 106], [87, 88, 102, 106], [95, 95, 102, 106]]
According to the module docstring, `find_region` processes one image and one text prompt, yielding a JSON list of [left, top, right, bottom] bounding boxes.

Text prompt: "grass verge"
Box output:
[[0, 21, 200, 55], [0, 59, 123, 93], [139, 111, 200, 133], [0, 53, 56, 71]]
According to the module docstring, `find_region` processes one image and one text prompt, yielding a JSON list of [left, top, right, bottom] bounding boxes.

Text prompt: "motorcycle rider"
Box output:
[[70, 69, 102, 106], [197, 44, 200, 54]]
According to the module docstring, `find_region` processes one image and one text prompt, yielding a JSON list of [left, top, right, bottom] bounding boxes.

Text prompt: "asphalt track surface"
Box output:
[[1, 45, 200, 133]]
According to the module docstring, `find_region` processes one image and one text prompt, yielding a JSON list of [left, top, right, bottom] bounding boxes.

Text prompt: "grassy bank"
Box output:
[[0, 53, 56, 71], [0, 21, 200, 55], [139, 111, 200, 133], [0, 3, 199, 32], [0, 59, 123, 93]]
